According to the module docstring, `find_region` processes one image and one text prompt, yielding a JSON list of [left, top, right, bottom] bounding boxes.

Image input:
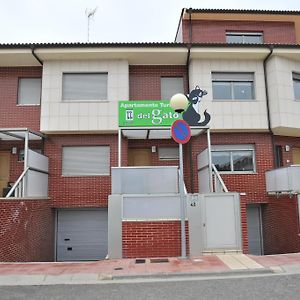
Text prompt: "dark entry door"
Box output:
[[128, 149, 152, 166]]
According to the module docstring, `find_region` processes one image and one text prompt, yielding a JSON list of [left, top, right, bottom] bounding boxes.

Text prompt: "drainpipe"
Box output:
[[263, 46, 276, 167], [31, 46, 43, 65], [186, 44, 194, 193]]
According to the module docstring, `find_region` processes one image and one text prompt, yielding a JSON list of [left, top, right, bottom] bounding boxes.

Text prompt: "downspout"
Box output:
[[263, 46, 276, 167], [31, 46, 43, 65], [186, 43, 194, 193]]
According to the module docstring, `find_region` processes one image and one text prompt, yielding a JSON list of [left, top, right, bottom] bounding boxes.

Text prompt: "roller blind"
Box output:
[[161, 77, 184, 100], [62, 73, 108, 101], [18, 78, 41, 105], [212, 72, 254, 81], [159, 147, 179, 160], [62, 146, 110, 176]]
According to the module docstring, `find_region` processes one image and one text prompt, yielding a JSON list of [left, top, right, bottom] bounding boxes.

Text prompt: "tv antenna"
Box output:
[[85, 7, 97, 42]]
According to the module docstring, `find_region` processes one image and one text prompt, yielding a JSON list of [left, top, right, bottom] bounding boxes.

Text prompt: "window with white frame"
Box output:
[[293, 72, 300, 100], [158, 147, 179, 160], [226, 32, 263, 44], [62, 146, 110, 176], [62, 73, 108, 101], [211, 145, 255, 173], [161, 77, 184, 100], [17, 78, 41, 105], [212, 72, 255, 100]]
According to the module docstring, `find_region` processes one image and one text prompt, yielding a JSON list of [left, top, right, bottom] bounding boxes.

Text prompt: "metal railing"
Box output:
[[212, 164, 229, 193], [5, 167, 29, 198]]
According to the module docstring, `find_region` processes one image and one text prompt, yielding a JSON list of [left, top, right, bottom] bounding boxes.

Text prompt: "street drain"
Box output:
[[114, 267, 123, 270], [150, 258, 169, 263], [135, 259, 146, 264]]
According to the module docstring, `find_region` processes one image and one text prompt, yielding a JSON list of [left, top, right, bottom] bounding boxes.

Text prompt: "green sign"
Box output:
[[118, 101, 182, 127]]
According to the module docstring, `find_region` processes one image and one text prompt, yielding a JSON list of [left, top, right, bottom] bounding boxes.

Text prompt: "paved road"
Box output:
[[1, 273, 300, 300]]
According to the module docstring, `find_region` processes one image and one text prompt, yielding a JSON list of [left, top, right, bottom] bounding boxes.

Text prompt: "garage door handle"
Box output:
[[67, 247, 72, 251], [64, 238, 70, 241]]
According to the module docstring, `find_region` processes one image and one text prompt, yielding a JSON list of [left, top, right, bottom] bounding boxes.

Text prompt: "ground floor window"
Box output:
[[62, 146, 110, 176], [211, 144, 255, 173]]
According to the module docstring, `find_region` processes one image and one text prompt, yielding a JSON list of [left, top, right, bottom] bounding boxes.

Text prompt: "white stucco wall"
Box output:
[[40, 60, 129, 132], [189, 59, 269, 132]]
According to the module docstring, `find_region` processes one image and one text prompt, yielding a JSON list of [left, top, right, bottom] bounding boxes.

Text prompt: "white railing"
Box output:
[[5, 167, 29, 198], [212, 164, 228, 193]]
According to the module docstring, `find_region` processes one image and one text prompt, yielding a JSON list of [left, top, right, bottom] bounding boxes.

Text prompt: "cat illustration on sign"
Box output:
[[182, 86, 211, 126]]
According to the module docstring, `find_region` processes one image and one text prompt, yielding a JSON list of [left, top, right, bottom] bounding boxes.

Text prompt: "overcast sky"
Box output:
[[0, 0, 300, 43]]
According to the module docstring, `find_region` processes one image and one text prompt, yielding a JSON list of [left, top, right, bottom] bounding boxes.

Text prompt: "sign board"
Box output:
[[171, 120, 191, 144], [119, 101, 181, 127]]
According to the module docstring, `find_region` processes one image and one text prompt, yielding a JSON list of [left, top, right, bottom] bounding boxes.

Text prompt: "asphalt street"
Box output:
[[1, 273, 300, 300]]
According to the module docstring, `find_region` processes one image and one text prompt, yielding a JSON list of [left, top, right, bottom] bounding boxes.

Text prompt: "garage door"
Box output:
[[57, 209, 108, 261]]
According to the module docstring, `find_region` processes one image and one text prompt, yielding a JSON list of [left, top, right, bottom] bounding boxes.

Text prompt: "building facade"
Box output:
[[1, 8, 300, 262]]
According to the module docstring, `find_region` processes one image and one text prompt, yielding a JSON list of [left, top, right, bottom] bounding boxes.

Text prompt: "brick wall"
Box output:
[[0, 199, 54, 262], [129, 65, 188, 100], [122, 221, 189, 258], [182, 20, 296, 44], [274, 136, 300, 165], [44, 134, 124, 208], [0, 67, 42, 131], [263, 196, 300, 254]]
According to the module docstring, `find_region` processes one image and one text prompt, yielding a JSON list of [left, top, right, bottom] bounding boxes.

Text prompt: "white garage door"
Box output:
[[57, 209, 108, 261]]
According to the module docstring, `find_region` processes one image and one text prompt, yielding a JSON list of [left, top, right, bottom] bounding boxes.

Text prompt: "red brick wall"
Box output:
[[0, 67, 42, 131], [182, 20, 296, 44], [44, 134, 123, 208], [263, 196, 300, 254], [129, 66, 188, 100], [0, 199, 54, 262], [122, 221, 189, 258]]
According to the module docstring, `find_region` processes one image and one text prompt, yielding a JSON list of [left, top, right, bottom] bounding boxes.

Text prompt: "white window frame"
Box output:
[[160, 77, 184, 100], [226, 32, 263, 44], [17, 77, 42, 106], [292, 72, 300, 101], [212, 72, 255, 101], [158, 147, 179, 161], [62, 146, 110, 176], [211, 144, 256, 174], [62, 72, 108, 102]]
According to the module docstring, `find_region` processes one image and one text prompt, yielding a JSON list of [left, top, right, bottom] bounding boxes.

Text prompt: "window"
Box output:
[[212, 145, 255, 173], [226, 32, 263, 44], [17, 78, 41, 105], [161, 77, 184, 100], [62, 73, 108, 101], [293, 72, 300, 100], [158, 147, 179, 160], [62, 146, 110, 176], [212, 72, 255, 100]]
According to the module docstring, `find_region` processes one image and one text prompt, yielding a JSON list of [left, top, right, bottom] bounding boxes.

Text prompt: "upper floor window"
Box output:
[[17, 78, 41, 105], [226, 32, 263, 44], [161, 77, 184, 100], [62, 146, 110, 176], [293, 72, 300, 100], [62, 73, 108, 101], [212, 144, 256, 173], [212, 72, 255, 100]]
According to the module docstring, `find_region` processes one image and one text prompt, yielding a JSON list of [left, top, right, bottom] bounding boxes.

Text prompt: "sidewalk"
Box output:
[[0, 253, 300, 286]]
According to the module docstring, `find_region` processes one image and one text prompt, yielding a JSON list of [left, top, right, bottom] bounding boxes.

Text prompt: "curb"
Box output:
[[112, 267, 274, 280]]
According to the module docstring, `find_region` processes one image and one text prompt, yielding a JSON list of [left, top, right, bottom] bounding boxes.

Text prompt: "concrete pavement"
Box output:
[[0, 253, 300, 286]]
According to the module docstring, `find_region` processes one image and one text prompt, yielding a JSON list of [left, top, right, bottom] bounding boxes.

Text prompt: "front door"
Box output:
[[128, 149, 152, 166], [0, 152, 10, 197], [247, 205, 263, 255], [292, 148, 300, 164]]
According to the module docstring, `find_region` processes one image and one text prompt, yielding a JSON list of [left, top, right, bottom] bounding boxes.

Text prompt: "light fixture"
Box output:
[[151, 146, 156, 153], [170, 93, 188, 113], [11, 147, 17, 155]]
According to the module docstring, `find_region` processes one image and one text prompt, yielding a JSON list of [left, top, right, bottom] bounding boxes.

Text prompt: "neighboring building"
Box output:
[[0, 8, 300, 262]]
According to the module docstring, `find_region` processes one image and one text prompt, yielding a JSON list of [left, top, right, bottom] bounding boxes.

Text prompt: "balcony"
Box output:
[[266, 165, 300, 195]]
